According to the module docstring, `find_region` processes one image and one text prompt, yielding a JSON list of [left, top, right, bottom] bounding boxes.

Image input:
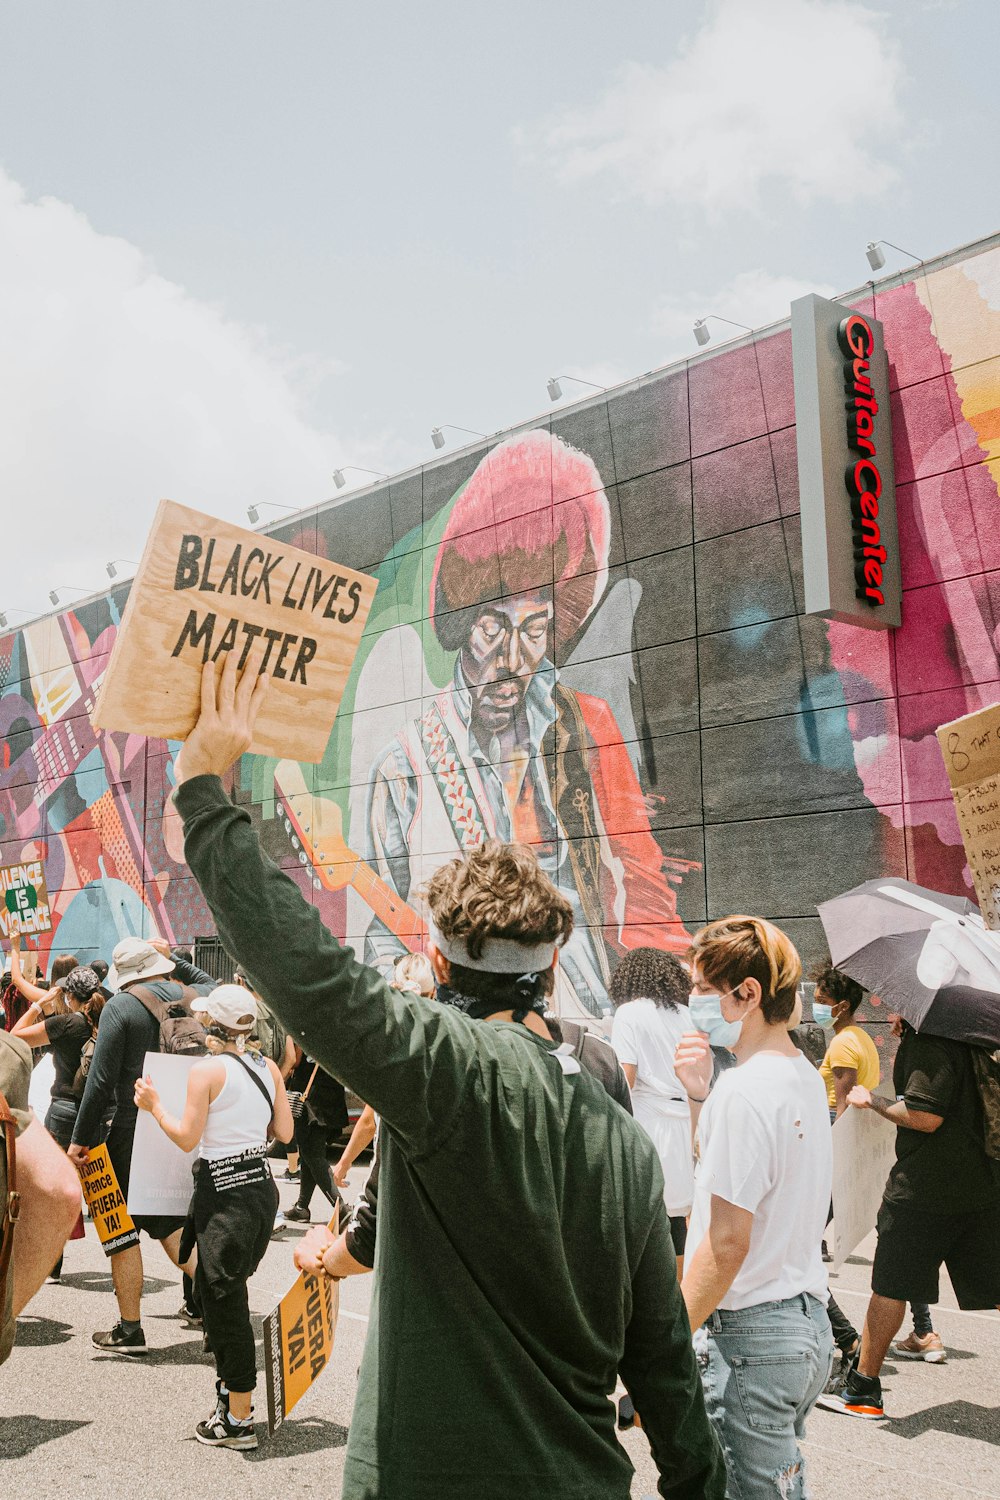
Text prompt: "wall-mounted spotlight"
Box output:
[[48, 586, 90, 608], [865, 239, 923, 273], [692, 315, 753, 348], [332, 466, 389, 490], [106, 559, 138, 579], [430, 425, 488, 451], [0, 606, 34, 629], [247, 502, 298, 525], [546, 375, 606, 403]]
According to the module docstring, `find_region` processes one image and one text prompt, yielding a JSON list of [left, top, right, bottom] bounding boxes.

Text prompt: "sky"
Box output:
[[1, 0, 998, 615]]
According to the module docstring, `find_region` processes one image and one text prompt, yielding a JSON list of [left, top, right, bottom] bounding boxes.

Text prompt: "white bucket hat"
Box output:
[[108, 937, 175, 991], [192, 984, 258, 1032]]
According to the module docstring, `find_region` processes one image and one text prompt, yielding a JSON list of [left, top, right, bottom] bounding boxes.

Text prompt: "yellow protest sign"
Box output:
[[77, 1144, 140, 1256], [262, 1230, 340, 1434], [90, 499, 378, 763], [0, 859, 52, 941]]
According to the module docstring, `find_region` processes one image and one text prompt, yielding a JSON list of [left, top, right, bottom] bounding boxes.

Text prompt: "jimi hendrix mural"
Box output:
[[3, 237, 1000, 1023]]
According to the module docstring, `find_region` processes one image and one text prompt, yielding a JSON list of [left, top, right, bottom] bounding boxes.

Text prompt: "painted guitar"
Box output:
[[273, 761, 427, 952]]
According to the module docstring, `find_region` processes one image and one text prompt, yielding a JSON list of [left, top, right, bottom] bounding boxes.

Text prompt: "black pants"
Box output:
[[827, 1294, 933, 1353], [198, 1269, 257, 1393], [295, 1115, 348, 1223], [827, 1294, 859, 1353]]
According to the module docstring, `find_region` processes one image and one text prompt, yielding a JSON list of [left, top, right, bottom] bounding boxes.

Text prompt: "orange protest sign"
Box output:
[[90, 499, 378, 763], [76, 1144, 140, 1256], [262, 1219, 340, 1434]]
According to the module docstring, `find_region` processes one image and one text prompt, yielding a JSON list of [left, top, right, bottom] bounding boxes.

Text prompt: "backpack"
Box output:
[[72, 1033, 97, 1099], [252, 1003, 288, 1068], [129, 982, 209, 1057], [971, 1045, 1000, 1161]]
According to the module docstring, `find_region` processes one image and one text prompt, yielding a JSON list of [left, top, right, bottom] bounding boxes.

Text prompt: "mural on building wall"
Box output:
[[3, 240, 1000, 1021]]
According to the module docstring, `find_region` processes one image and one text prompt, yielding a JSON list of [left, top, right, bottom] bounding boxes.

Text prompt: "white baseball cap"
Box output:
[[191, 984, 258, 1032]]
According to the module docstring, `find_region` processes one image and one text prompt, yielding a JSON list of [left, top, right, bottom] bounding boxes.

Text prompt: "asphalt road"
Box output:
[[2, 1166, 998, 1499]]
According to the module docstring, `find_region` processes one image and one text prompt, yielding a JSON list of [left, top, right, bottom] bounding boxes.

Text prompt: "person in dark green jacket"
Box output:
[[172, 651, 724, 1500]]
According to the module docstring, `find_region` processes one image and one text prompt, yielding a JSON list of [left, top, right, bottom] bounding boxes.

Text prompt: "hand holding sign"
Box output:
[[175, 648, 270, 787]]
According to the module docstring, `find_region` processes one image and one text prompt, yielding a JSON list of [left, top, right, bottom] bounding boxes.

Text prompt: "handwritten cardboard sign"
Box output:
[[0, 859, 52, 940], [262, 1214, 340, 1435], [77, 1143, 140, 1256], [128, 1053, 199, 1217], [90, 500, 378, 762], [831, 1104, 897, 1270], [937, 702, 1000, 930]]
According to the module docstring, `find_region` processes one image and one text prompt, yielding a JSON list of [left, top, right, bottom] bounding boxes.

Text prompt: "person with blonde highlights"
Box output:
[[170, 648, 725, 1500], [674, 917, 833, 1500]]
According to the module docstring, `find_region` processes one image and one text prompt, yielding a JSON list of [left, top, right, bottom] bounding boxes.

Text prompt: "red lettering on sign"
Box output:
[[838, 314, 891, 611]]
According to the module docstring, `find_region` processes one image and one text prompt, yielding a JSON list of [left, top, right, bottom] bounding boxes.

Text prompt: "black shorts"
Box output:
[[872, 1198, 1000, 1310], [668, 1214, 688, 1257], [106, 1123, 187, 1244]]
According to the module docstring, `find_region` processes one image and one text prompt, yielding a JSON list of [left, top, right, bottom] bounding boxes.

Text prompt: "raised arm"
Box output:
[[172, 651, 477, 1154], [8, 936, 49, 1005]]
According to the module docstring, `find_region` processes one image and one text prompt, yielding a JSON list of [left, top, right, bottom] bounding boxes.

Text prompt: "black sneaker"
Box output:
[[281, 1167, 300, 1182], [195, 1407, 257, 1450], [816, 1367, 885, 1419], [824, 1346, 857, 1395], [92, 1322, 148, 1355], [281, 1204, 311, 1223], [617, 1394, 637, 1430]]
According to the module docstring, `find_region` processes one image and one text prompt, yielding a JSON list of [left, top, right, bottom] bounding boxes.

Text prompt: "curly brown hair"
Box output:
[[424, 841, 574, 961], [423, 841, 573, 1010], [811, 961, 865, 1015], [609, 948, 690, 1010], [689, 916, 801, 1025]]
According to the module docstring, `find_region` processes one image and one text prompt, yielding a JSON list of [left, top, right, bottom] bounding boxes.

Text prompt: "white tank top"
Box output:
[[199, 1052, 276, 1161]]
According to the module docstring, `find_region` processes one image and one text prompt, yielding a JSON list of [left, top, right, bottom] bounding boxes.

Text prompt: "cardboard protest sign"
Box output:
[[937, 702, 1000, 930], [262, 1215, 340, 1435], [90, 500, 378, 763], [0, 859, 52, 940], [830, 1105, 897, 1270], [77, 1143, 140, 1256], [128, 1053, 199, 1217]]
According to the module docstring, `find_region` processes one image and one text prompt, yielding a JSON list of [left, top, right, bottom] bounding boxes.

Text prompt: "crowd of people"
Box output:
[[2, 648, 999, 1498]]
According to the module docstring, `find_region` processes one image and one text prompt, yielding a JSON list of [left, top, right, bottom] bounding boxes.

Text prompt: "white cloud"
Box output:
[[0, 167, 352, 612], [653, 269, 838, 359], [531, 0, 906, 211]]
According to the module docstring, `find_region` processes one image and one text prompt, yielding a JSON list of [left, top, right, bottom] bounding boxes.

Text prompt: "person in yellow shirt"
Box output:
[[813, 965, 880, 1118]]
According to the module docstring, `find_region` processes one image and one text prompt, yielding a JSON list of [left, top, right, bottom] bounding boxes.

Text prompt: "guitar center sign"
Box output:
[[91, 500, 379, 763], [791, 293, 901, 630]]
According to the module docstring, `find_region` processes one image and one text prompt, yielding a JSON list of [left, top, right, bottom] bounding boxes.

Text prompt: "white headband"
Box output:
[[428, 923, 557, 974]]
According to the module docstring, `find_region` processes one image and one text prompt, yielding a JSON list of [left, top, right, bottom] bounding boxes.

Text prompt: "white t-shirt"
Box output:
[[686, 1050, 831, 1310], [611, 999, 694, 1215], [611, 999, 692, 1120]]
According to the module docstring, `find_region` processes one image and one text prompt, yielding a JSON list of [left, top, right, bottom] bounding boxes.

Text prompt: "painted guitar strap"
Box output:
[[419, 701, 490, 854]]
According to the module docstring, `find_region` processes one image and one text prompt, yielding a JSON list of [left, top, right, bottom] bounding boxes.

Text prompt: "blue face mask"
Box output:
[[689, 991, 743, 1050], [811, 1002, 834, 1028]]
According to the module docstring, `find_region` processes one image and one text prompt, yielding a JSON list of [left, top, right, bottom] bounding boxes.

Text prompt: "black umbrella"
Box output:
[[817, 877, 1000, 1049]]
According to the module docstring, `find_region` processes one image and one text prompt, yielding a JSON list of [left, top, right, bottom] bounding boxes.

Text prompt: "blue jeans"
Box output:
[[695, 1294, 834, 1500], [44, 1097, 80, 1153]]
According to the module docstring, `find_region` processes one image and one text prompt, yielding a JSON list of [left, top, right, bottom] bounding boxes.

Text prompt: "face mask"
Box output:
[[689, 991, 743, 1050], [811, 1002, 834, 1028]]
